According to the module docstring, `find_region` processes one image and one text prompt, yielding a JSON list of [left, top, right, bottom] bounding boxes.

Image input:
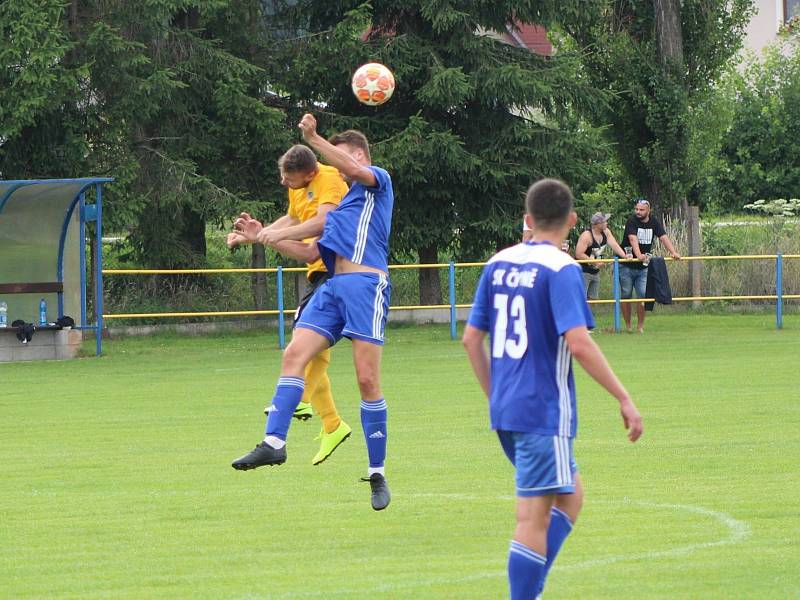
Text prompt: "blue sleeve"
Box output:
[[467, 266, 492, 332], [549, 265, 595, 334], [367, 166, 391, 192]]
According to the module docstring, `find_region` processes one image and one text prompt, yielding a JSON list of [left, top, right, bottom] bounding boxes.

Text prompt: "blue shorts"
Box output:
[[619, 264, 648, 299], [295, 272, 391, 346], [497, 430, 578, 497]]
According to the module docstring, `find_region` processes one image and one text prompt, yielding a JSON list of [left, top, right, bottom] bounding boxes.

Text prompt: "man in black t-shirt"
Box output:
[[619, 199, 681, 332]]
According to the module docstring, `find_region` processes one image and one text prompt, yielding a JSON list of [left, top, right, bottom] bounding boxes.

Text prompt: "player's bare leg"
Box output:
[[509, 495, 554, 598], [353, 339, 390, 510], [554, 474, 584, 523]]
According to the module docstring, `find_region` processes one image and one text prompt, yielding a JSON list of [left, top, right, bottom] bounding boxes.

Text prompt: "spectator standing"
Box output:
[[619, 199, 681, 332], [574, 212, 626, 301]]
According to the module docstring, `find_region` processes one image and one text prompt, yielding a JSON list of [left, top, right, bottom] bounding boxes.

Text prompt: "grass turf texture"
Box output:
[[1, 314, 798, 598]]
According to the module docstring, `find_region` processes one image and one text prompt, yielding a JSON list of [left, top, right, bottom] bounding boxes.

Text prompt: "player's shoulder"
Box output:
[[367, 165, 392, 184], [489, 242, 577, 273], [316, 163, 346, 185], [369, 164, 390, 176]]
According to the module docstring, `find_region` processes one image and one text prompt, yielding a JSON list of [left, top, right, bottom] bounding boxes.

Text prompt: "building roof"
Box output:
[[505, 23, 553, 56]]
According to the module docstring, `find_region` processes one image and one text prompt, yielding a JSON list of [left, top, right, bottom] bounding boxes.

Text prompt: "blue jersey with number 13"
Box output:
[[467, 241, 594, 438]]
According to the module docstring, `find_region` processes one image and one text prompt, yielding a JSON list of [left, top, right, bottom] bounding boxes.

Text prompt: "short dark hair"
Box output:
[[524, 179, 574, 231], [328, 130, 371, 162], [278, 144, 317, 174]]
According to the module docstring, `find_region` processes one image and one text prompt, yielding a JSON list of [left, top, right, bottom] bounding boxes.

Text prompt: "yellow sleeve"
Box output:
[[316, 169, 348, 207]]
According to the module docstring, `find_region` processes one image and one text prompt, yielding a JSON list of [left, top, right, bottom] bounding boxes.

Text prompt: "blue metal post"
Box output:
[[613, 256, 621, 333], [79, 192, 87, 328], [95, 184, 104, 356], [277, 266, 285, 349], [448, 261, 457, 340], [776, 253, 783, 330]]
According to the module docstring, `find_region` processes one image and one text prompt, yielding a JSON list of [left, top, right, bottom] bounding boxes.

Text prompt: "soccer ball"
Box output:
[[351, 63, 395, 106]]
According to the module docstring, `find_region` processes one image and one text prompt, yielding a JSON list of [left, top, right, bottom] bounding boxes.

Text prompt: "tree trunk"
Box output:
[[643, 178, 663, 216], [68, 0, 78, 31], [180, 204, 207, 260], [417, 243, 442, 306], [653, 0, 684, 68], [251, 244, 267, 311], [653, 0, 687, 217]]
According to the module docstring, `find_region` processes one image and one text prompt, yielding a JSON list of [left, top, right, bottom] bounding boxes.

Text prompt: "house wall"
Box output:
[[743, 0, 783, 55]]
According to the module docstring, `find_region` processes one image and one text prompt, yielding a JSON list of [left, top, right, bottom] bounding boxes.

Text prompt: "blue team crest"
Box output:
[[307, 190, 314, 199]]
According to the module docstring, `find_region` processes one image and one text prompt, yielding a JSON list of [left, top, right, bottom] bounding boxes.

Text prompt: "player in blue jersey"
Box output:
[[231, 113, 394, 511], [462, 179, 643, 599]]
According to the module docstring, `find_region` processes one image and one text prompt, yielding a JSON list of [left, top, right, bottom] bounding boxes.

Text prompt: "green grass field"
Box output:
[[2, 314, 799, 599]]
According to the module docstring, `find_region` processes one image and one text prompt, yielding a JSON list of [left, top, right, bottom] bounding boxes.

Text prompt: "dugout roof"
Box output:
[[0, 178, 112, 326]]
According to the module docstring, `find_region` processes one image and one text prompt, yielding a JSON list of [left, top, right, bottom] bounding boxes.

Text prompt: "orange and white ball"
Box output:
[[351, 63, 395, 106]]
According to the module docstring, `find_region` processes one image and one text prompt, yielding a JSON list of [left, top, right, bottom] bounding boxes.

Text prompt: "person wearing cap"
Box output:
[[575, 212, 627, 300], [619, 198, 681, 332]]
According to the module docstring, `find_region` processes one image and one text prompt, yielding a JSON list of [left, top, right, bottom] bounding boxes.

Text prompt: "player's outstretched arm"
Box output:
[[462, 324, 491, 398], [258, 203, 336, 246], [272, 240, 320, 264], [227, 213, 264, 248], [263, 214, 299, 232], [564, 326, 643, 442], [298, 113, 377, 187]]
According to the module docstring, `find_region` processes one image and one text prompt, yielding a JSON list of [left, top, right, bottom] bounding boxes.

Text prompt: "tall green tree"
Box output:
[[558, 0, 753, 214], [712, 42, 800, 211], [262, 1, 611, 301], [1, 1, 291, 270]]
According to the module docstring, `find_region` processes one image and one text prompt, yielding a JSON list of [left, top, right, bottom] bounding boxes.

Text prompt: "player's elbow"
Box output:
[[462, 326, 484, 351], [568, 341, 593, 363], [564, 328, 595, 360]]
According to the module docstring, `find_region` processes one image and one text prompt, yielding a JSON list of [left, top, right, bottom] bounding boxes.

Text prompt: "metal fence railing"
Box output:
[[99, 254, 799, 354]]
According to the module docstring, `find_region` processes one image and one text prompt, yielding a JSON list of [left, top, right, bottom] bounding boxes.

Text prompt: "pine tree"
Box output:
[[261, 0, 610, 302]]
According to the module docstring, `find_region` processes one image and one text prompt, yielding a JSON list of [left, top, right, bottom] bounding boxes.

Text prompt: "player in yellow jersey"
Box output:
[[227, 144, 351, 465]]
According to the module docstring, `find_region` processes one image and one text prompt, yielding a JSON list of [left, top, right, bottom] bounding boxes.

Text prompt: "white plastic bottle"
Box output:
[[0, 300, 7, 328]]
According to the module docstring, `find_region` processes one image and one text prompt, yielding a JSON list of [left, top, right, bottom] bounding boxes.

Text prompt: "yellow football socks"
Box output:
[[303, 348, 341, 434]]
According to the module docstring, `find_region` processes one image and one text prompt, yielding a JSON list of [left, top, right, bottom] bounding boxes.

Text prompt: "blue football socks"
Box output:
[[508, 540, 546, 600], [264, 376, 305, 442], [360, 398, 387, 471], [538, 507, 574, 595]]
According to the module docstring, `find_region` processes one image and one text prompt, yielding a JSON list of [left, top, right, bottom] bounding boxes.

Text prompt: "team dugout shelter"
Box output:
[[0, 178, 112, 358]]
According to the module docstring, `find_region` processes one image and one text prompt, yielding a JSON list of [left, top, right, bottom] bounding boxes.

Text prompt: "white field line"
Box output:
[[259, 496, 749, 599]]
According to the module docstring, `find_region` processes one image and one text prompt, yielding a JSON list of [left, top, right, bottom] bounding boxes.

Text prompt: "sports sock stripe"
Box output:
[[277, 376, 305, 390], [509, 541, 546, 565], [361, 399, 387, 411], [551, 507, 574, 528]]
